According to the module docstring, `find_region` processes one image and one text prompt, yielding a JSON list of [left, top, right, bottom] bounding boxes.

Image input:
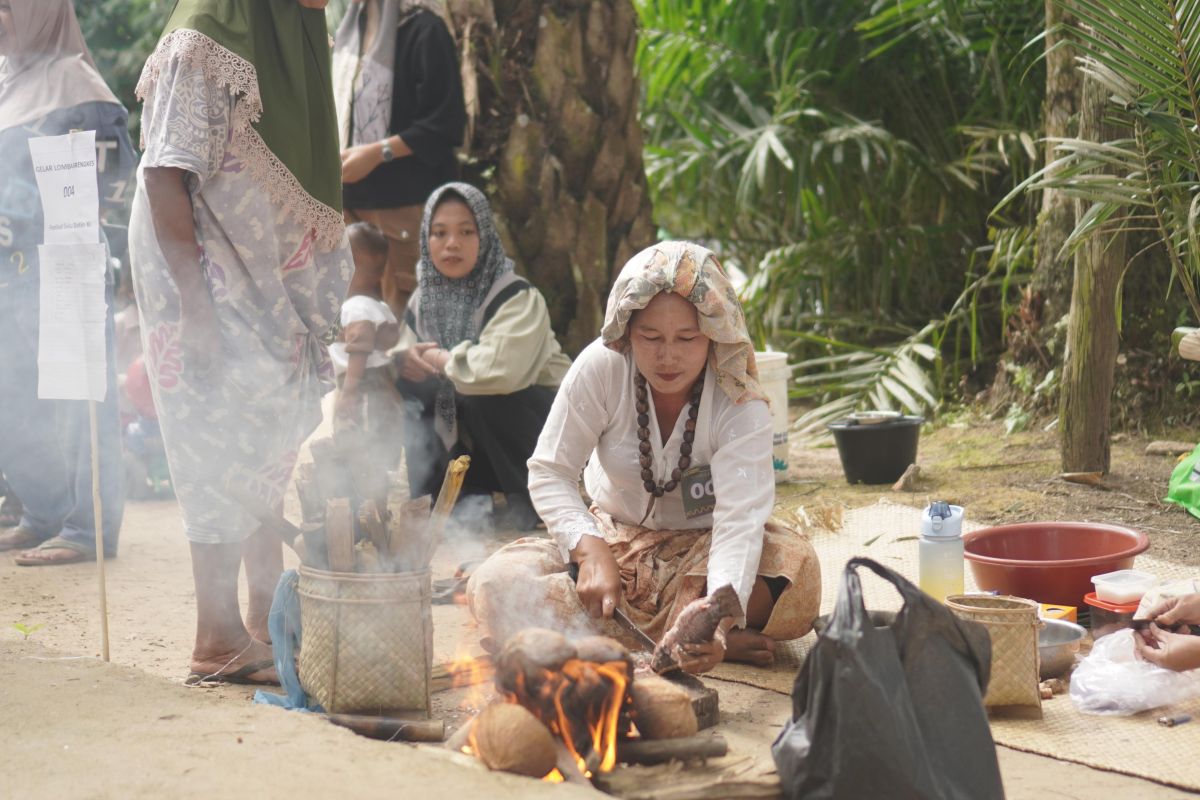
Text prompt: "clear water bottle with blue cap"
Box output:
[[919, 500, 964, 601]]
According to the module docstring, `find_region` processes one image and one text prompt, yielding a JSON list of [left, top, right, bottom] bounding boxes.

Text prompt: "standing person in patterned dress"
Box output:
[[129, 0, 351, 685]]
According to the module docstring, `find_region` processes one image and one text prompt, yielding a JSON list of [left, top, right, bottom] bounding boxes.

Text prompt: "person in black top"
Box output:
[[333, 0, 466, 316]]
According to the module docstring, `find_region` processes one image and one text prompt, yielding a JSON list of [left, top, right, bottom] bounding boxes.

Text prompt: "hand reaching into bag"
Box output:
[[1134, 623, 1200, 672]]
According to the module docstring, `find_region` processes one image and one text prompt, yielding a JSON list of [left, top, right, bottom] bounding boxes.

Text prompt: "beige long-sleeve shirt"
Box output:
[[396, 281, 570, 393]]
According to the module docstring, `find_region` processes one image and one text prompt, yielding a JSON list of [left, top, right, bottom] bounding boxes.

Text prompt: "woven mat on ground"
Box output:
[[706, 499, 1200, 791]]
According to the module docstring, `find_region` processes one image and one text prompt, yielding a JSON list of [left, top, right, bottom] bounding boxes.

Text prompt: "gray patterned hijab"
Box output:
[[416, 181, 515, 445]]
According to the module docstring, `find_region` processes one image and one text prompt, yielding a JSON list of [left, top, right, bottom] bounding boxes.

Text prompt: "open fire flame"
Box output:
[[505, 657, 630, 777], [457, 653, 631, 782]]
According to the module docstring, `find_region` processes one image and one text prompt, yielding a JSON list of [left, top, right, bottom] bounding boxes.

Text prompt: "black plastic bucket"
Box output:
[[827, 416, 924, 485]]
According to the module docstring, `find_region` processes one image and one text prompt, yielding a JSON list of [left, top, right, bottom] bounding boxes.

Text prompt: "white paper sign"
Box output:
[[28, 131, 108, 401], [35, 243, 108, 401], [28, 130, 101, 245]]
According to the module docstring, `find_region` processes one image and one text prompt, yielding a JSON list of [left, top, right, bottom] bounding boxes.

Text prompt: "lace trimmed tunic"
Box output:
[[129, 55, 352, 543]]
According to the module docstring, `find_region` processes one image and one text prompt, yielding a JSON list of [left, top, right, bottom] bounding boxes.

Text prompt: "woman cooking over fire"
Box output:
[[467, 241, 821, 673]]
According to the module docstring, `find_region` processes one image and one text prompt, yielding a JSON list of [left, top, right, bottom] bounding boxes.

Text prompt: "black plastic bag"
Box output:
[[772, 557, 1004, 800]]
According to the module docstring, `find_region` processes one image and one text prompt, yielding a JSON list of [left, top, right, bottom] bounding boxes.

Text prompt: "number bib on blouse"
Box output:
[[680, 464, 716, 519]]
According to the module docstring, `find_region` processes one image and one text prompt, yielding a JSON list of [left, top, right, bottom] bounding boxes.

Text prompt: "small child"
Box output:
[[330, 222, 405, 470]]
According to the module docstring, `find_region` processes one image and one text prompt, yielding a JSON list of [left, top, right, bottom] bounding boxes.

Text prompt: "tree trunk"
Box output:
[[1059, 75, 1126, 473], [447, 0, 656, 354], [996, 0, 1078, 380], [1031, 0, 1079, 325]]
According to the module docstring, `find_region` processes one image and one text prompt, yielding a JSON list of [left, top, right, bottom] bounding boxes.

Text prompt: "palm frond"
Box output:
[[1005, 0, 1200, 320], [789, 327, 942, 442]]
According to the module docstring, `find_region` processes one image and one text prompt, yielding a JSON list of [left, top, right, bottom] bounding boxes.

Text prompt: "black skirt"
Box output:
[[395, 375, 555, 504]]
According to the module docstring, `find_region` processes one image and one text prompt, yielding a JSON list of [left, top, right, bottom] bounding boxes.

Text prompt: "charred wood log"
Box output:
[[617, 734, 728, 766]]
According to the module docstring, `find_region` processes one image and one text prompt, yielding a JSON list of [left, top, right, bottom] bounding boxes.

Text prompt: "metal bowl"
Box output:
[[1038, 618, 1086, 679]]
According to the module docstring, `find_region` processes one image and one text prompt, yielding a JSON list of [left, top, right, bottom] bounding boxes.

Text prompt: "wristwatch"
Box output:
[[379, 139, 395, 163]]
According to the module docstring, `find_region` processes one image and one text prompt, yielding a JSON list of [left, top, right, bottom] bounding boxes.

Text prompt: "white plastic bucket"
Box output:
[[755, 351, 791, 483]]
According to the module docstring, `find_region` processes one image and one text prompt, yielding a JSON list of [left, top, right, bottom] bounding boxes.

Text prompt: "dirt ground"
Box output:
[[2, 412, 1198, 798]]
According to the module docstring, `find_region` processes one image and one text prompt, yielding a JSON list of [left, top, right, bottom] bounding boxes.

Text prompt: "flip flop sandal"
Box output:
[[185, 658, 279, 687], [0, 527, 42, 552], [13, 537, 93, 566]]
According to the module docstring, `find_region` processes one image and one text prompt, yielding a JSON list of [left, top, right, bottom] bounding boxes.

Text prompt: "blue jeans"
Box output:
[[0, 283, 124, 555]]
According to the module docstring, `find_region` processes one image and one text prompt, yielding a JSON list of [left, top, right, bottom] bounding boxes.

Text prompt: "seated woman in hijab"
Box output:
[[393, 182, 571, 530], [466, 242, 821, 673]]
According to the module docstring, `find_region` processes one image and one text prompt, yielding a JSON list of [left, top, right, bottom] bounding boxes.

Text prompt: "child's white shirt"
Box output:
[[329, 295, 398, 374]]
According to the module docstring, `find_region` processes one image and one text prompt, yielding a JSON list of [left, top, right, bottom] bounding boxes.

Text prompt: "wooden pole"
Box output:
[[89, 399, 110, 662]]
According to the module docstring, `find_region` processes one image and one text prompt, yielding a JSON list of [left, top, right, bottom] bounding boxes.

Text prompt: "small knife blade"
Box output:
[[566, 562, 658, 652], [613, 606, 658, 653]]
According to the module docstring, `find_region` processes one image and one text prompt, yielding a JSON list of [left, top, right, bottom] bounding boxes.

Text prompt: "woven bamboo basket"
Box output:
[[946, 594, 1042, 715], [297, 565, 432, 715]]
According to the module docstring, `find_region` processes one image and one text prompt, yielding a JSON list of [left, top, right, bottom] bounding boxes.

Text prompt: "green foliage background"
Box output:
[[75, 0, 168, 132], [634, 0, 1050, 427], [72, 0, 1200, 431]]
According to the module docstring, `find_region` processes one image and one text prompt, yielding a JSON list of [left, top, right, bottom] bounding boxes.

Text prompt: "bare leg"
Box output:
[[190, 540, 276, 682], [725, 576, 783, 667], [242, 525, 282, 644]]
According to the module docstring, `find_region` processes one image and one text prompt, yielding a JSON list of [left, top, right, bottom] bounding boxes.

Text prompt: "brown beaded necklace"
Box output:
[[635, 370, 703, 501]]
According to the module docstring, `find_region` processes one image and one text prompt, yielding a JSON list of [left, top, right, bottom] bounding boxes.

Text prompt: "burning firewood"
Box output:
[[495, 628, 632, 777], [469, 703, 558, 778], [573, 636, 632, 673], [630, 675, 698, 740], [495, 628, 578, 696], [651, 586, 742, 674]]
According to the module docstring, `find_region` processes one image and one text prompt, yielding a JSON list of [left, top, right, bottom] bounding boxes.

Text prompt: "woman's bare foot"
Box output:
[[189, 637, 277, 684], [243, 610, 272, 646], [725, 628, 776, 667]]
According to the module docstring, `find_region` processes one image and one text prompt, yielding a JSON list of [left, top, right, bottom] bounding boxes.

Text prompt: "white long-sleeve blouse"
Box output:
[[527, 340, 775, 618]]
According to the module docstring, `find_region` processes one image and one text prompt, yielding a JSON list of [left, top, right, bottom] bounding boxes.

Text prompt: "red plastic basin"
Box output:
[[962, 522, 1149, 607]]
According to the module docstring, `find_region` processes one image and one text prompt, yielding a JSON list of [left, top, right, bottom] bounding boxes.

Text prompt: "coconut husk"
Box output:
[[631, 675, 698, 740], [470, 704, 557, 778]]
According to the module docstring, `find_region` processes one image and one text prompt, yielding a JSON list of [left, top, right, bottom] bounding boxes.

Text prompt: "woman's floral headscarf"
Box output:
[[601, 241, 765, 404]]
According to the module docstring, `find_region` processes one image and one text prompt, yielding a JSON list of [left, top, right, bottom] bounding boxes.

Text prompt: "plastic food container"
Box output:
[[1091, 569, 1158, 604], [1084, 591, 1140, 639]]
